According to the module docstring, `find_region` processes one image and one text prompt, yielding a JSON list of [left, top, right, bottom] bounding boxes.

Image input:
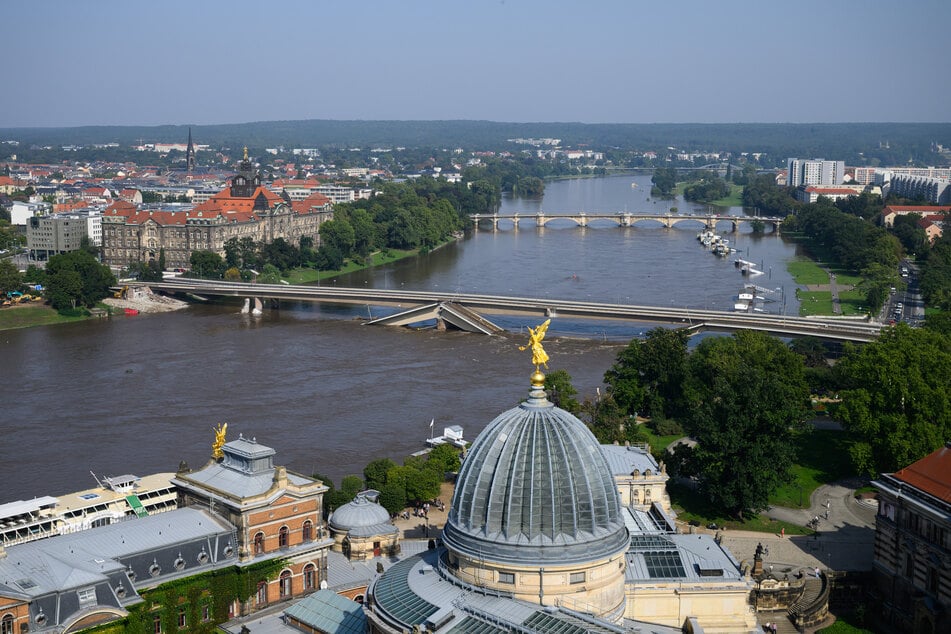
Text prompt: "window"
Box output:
[[279, 570, 292, 598], [279, 526, 289, 548], [256, 581, 268, 605], [929, 566, 939, 594], [303, 564, 316, 590], [153, 615, 162, 634], [498, 572, 515, 584], [78, 586, 97, 606], [254, 532, 265, 554], [302, 520, 313, 541], [1, 614, 13, 634], [570, 572, 585, 585], [178, 608, 186, 628], [202, 605, 210, 622]]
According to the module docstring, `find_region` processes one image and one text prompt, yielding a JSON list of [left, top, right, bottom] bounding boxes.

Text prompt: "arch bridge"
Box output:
[[470, 212, 782, 232]]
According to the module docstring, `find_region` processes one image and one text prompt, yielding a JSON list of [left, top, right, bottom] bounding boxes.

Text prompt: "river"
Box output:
[[1, 174, 804, 500]]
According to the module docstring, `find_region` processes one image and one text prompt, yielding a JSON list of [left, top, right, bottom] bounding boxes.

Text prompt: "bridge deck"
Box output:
[[149, 279, 882, 342]]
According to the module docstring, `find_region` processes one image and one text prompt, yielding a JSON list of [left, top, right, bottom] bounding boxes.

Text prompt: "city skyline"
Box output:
[[7, 0, 951, 129]]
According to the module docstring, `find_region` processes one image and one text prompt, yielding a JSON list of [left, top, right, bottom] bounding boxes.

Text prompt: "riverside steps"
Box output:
[[151, 279, 882, 342]]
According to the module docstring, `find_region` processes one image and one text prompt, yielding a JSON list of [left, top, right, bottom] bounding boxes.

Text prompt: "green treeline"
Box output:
[[568, 323, 951, 520], [315, 178, 472, 269], [317, 444, 462, 517], [681, 170, 730, 203]]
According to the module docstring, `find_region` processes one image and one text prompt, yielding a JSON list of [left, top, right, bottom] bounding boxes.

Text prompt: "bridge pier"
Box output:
[[536, 212, 546, 228], [620, 213, 632, 227]]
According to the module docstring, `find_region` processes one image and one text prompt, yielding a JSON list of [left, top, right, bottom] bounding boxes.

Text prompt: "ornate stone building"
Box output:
[[100, 150, 332, 270], [871, 444, 951, 634], [173, 435, 332, 616]]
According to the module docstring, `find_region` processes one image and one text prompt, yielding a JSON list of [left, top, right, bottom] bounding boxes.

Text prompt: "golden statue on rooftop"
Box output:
[[520, 319, 551, 375], [243, 146, 249, 161], [212, 422, 228, 459]]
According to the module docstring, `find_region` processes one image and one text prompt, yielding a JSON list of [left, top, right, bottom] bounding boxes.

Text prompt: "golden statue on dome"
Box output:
[[212, 422, 228, 459], [520, 319, 551, 382], [243, 146, 249, 161]]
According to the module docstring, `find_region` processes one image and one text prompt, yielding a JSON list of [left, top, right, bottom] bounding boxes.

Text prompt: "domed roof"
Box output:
[[329, 491, 396, 537], [442, 381, 629, 565]]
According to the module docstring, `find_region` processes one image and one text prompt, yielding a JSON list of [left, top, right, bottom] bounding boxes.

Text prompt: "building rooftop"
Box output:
[[890, 443, 951, 504]]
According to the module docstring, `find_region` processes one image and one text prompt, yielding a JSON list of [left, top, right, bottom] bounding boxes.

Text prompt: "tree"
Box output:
[[426, 444, 461, 476], [833, 324, 951, 475], [45, 269, 84, 310], [189, 250, 225, 279], [0, 258, 22, 294], [544, 369, 581, 414], [679, 331, 810, 518], [604, 327, 689, 419], [257, 264, 281, 284], [651, 167, 677, 196], [45, 250, 116, 309], [363, 457, 398, 491]]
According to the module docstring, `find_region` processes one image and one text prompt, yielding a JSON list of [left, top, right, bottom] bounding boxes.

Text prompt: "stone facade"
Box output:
[[172, 435, 333, 618], [100, 154, 331, 270], [871, 444, 951, 634]]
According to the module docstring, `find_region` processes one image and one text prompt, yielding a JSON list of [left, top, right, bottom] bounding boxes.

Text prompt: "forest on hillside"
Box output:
[[2, 121, 950, 168]]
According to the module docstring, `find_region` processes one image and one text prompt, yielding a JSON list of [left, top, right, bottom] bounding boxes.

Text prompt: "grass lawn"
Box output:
[[668, 481, 810, 535], [639, 426, 682, 455], [667, 427, 857, 533], [0, 304, 95, 330], [788, 258, 831, 285], [797, 291, 835, 316], [771, 429, 857, 508], [709, 184, 744, 207], [836, 289, 869, 316]]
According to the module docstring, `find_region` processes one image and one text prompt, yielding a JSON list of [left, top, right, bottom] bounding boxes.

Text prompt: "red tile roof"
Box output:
[[192, 185, 283, 213], [892, 444, 951, 504], [884, 205, 951, 215], [291, 193, 331, 214]]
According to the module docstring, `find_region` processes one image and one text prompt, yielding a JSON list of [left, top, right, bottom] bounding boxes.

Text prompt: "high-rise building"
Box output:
[[787, 158, 845, 187]]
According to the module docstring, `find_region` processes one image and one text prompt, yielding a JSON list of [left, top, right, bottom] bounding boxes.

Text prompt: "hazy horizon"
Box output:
[[7, 0, 950, 128]]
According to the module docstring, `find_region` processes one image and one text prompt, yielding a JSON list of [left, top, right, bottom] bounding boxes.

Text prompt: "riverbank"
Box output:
[[283, 235, 459, 285], [0, 304, 96, 331]]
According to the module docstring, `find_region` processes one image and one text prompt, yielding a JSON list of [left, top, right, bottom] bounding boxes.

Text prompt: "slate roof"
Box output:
[[0, 507, 232, 599], [600, 444, 660, 476]]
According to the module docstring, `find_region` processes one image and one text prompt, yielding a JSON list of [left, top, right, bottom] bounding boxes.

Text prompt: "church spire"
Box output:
[[186, 127, 196, 172]]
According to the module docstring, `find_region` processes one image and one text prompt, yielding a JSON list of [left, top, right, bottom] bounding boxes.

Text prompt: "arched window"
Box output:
[[256, 581, 268, 606], [279, 570, 292, 598], [303, 563, 316, 590], [279, 526, 289, 548], [253, 532, 265, 555], [302, 520, 313, 541], [1, 614, 14, 634]]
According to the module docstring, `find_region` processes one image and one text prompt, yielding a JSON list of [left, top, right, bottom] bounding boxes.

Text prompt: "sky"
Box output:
[[5, 0, 950, 128]]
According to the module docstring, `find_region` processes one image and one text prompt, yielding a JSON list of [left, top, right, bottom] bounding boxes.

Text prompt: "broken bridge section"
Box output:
[[365, 301, 504, 335]]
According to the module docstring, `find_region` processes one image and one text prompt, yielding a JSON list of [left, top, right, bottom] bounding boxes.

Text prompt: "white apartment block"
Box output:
[[852, 166, 951, 186], [787, 158, 845, 187], [885, 175, 951, 204]]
